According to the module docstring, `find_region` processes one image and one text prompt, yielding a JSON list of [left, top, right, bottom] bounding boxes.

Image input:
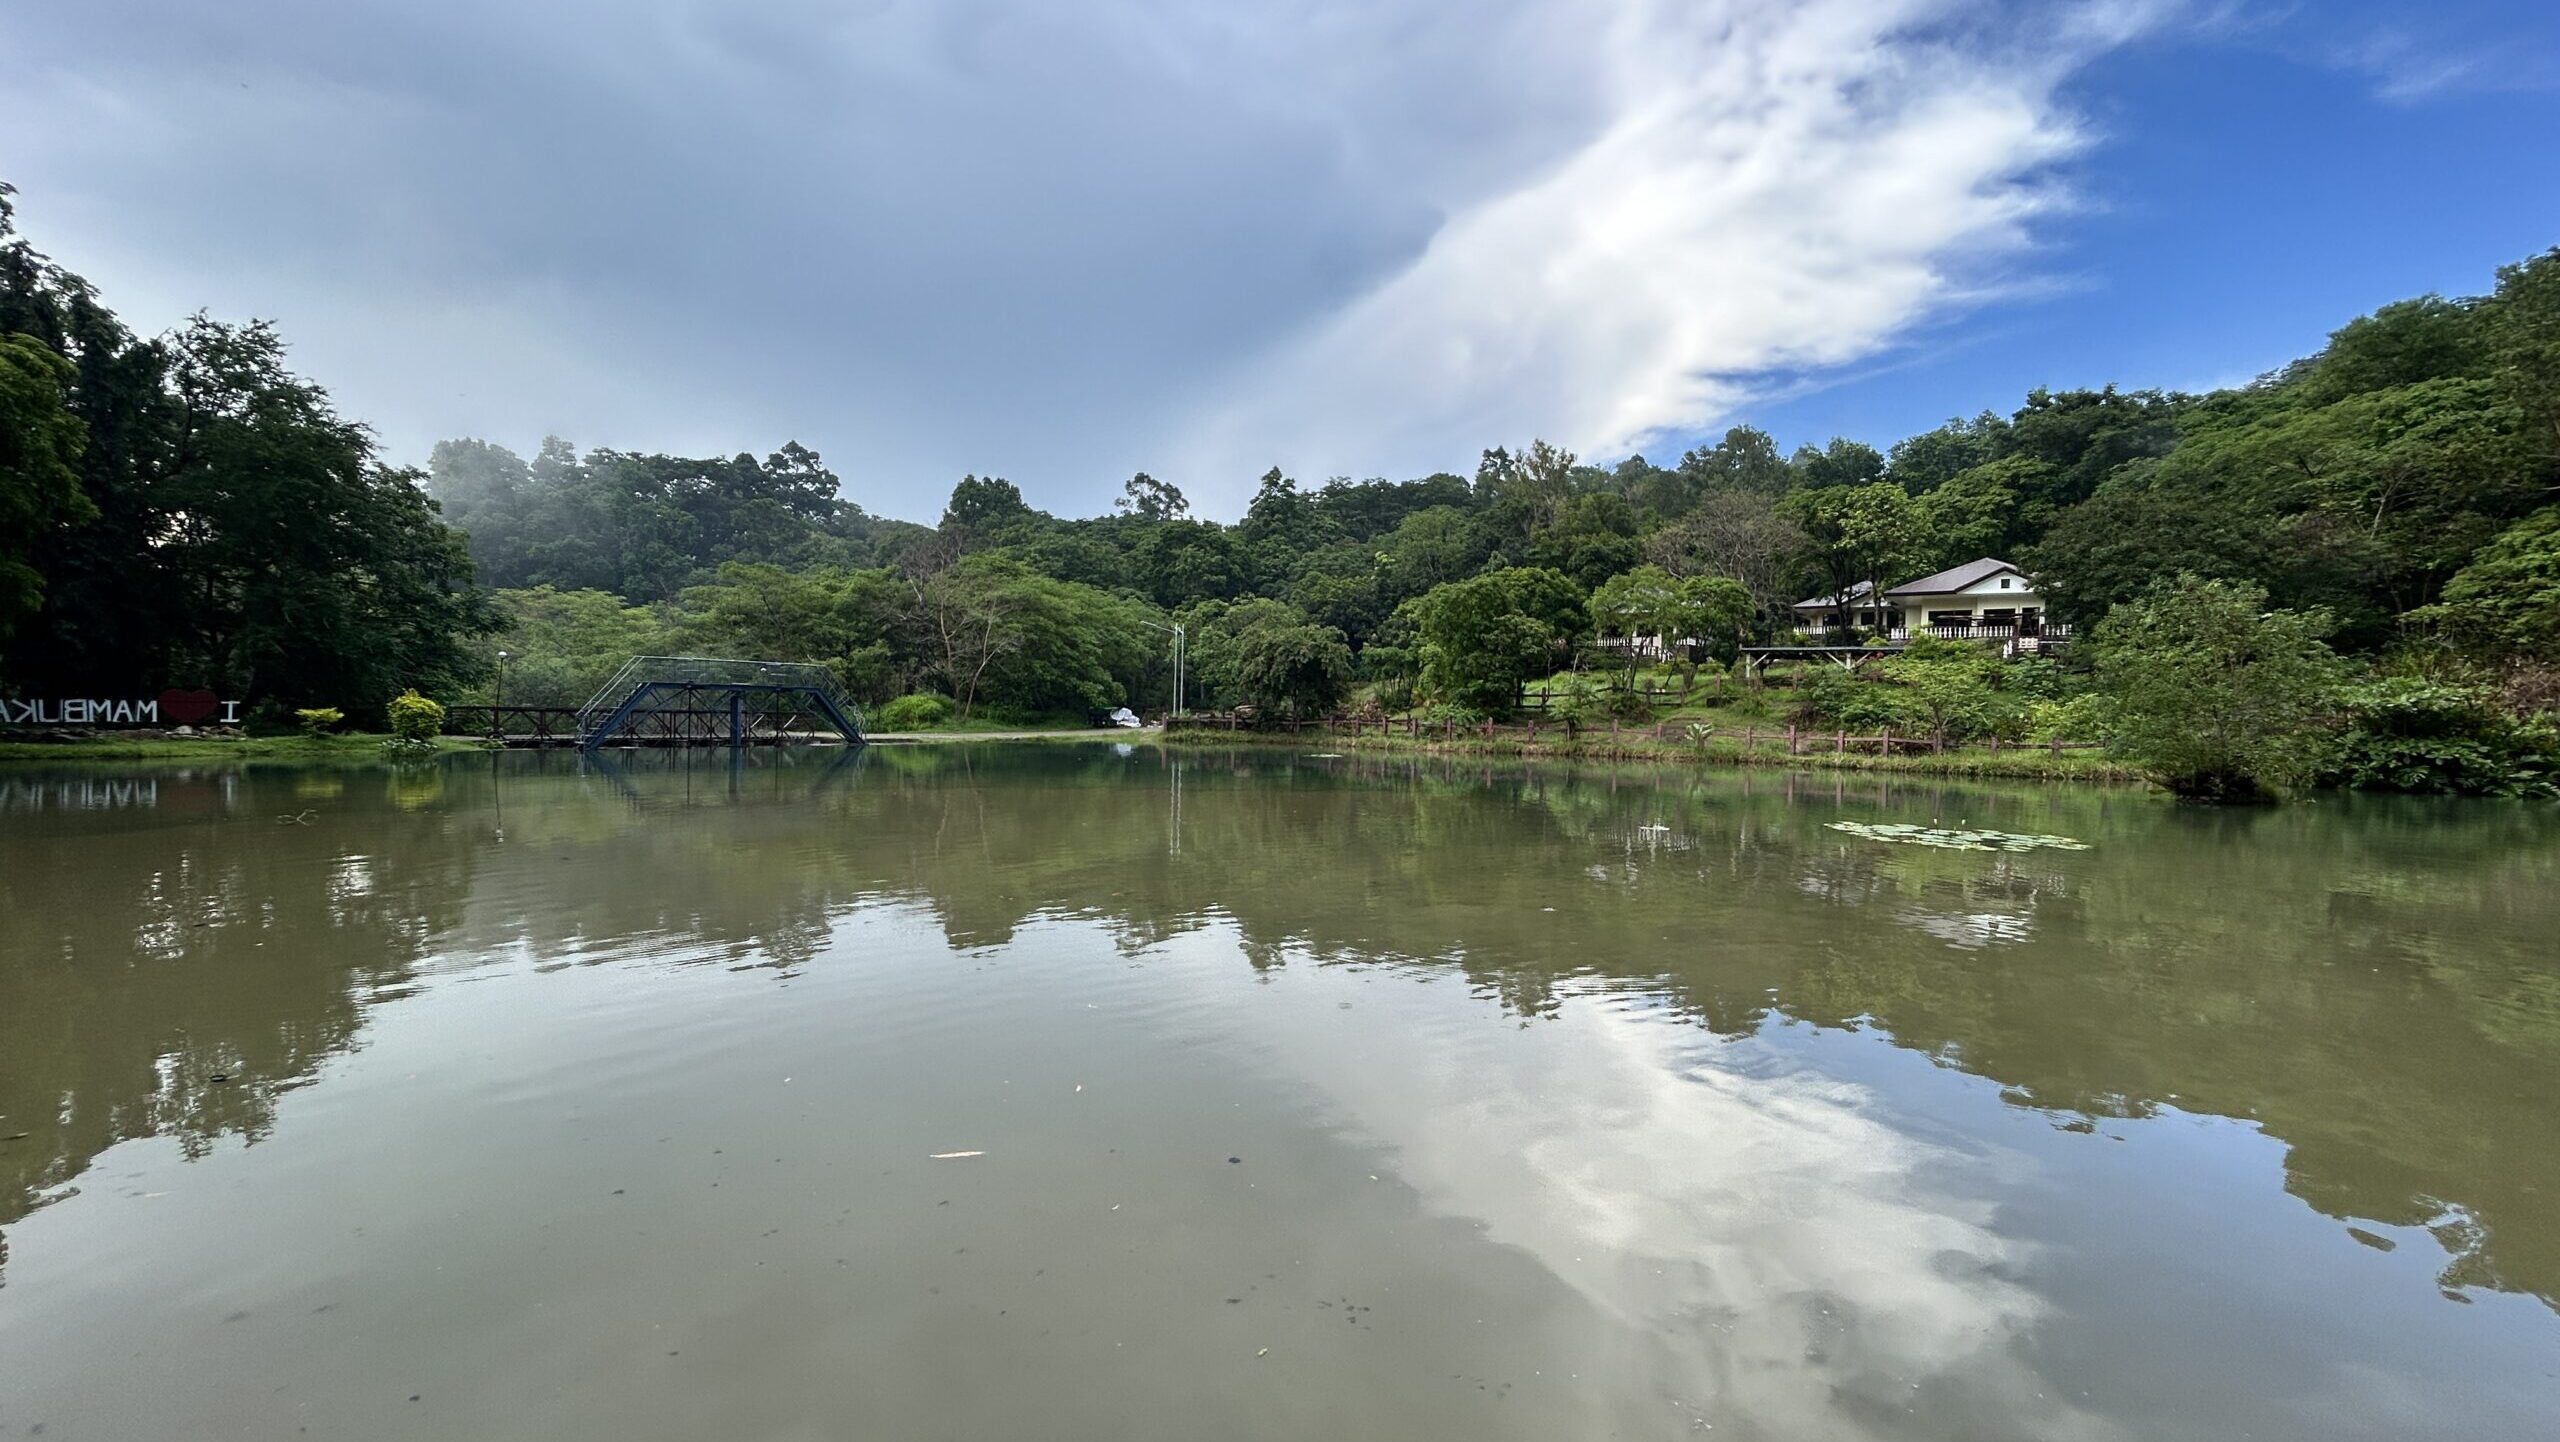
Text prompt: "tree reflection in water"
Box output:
[[4, 744, 2556, 1320]]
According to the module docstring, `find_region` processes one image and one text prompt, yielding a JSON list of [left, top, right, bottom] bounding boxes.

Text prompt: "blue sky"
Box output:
[[4, 0, 2557, 521], [1744, 1, 2560, 461]]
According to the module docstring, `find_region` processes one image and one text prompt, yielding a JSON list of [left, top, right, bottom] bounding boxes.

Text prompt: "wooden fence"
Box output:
[[1514, 674, 1762, 710]]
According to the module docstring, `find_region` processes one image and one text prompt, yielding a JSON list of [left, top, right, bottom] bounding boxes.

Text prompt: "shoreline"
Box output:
[[0, 723, 2143, 784], [1159, 722, 2146, 784], [0, 732, 491, 763], [0, 726, 1141, 764]]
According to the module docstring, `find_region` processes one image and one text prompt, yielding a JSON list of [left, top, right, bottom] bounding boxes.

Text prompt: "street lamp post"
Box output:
[[493, 648, 510, 739]]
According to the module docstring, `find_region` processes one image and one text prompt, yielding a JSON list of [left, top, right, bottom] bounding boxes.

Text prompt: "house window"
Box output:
[[1999, 578, 2012, 589]]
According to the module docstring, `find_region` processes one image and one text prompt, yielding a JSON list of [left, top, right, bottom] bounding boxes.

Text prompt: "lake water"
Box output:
[[3, 744, 2557, 1440]]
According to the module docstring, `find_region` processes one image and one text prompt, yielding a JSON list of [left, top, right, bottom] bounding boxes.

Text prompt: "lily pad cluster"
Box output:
[[1825, 821, 2090, 852]]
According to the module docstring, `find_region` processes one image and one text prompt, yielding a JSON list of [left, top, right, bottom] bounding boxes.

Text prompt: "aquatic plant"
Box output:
[[1825, 820, 2089, 852]]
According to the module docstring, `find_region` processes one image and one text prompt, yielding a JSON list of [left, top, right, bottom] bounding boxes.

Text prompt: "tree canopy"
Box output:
[[5, 176, 2557, 763], [2, 187, 497, 720]]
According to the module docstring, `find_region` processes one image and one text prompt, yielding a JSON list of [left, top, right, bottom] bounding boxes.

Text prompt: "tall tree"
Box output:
[[1645, 490, 1804, 621], [2412, 506, 2560, 661], [1792, 437, 1888, 491], [941, 474, 1039, 547], [0, 332, 92, 646], [1410, 566, 1586, 713], [2091, 575, 2349, 800], [2488, 248, 2560, 464], [1115, 471, 1190, 522], [1590, 566, 1751, 670], [1235, 622, 1353, 718], [1887, 412, 2009, 492], [1782, 483, 1927, 634], [152, 317, 495, 711]]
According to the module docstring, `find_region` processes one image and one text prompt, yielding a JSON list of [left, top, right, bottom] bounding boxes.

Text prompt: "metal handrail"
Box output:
[[575, 656, 866, 746], [577, 656, 651, 734], [578, 656, 842, 722]]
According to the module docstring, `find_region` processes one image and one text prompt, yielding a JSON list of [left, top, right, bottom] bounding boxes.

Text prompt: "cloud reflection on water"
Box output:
[[1175, 940, 2123, 1441]]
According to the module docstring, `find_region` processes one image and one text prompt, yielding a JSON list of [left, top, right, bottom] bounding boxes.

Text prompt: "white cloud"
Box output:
[[1, 0, 2164, 518], [2323, 26, 2555, 104], [1152, 938, 2130, 1441], [1175, 0, 2161, 500]]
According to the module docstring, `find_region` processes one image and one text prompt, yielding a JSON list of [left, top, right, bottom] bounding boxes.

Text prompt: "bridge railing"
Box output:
[[576, 656, 866, 746]]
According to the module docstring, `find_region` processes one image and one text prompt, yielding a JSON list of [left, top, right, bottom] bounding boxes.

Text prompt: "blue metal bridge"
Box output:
[[574, 656, 866, 749]]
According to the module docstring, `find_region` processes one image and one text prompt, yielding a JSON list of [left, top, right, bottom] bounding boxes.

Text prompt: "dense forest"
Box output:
[[3, 177, 2557, 795]]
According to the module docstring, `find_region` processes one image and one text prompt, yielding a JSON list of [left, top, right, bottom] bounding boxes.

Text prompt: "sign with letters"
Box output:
[[2, 688, 242, 727]]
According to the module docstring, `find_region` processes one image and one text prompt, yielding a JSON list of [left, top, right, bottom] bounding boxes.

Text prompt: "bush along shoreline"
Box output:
[[8, 182, 2558, 803], [1163, 713, 2143, 784]]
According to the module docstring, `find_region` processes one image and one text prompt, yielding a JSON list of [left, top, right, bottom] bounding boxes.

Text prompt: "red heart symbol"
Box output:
[[158, 688, 219, 725]]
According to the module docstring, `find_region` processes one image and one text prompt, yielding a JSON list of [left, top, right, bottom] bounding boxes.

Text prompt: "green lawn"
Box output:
[[898, 713, 1116, 734], [0, 732, 490, 763]]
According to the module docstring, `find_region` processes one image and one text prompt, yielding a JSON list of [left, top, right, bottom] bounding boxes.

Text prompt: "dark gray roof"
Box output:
[[1790, 579, 1876, 610], [1882, 557, 2025, 597]]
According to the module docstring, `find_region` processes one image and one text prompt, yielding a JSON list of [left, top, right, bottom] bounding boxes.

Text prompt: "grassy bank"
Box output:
[[1164, 719, 2143, 784], [869, 726, 1147, 744], [891, 715, 1123, 736], [0, 732, 490, 763]]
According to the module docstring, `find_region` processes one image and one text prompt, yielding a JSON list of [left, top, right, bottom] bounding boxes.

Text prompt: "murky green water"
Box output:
[[3, 745, 2557, 1440]]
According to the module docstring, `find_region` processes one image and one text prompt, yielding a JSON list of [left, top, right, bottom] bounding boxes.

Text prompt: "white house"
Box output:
[[1789, 579, 1891, 635], [1792, 558, 2064, 648]]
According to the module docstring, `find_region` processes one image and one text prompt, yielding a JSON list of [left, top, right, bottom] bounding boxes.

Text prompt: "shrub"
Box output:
[[874, 692, 955, 731], [1415, 701, 1486, 729], [1791, 667, 1917, 732], [2003, 655, 2069, 703], [294, 707, 344, 739], [2321, 678, 2560, 797], [1721, 683, 1778, 721], [2499, 662, 2560, 719], [1602, 684, 1655, 722], [1789, 667, 1855, 723], [2089, 575, 2347, 801], [2027, 694, 2110, 744], [1880, 638, 2017, 742], [1544, 673, 1608, 736], [385, 690, 445, 742], [1370, 675, 1417, 713]]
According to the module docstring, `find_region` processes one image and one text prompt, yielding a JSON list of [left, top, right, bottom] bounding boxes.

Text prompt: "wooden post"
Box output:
[[1881, 726, 1893, 755], [1744, 725, 1755, 750], [2051, 735, 2062, 756], [1835, 729, 1845, 754], [1786, 723, 1797, 755], [1989, 735, 2000, 755], [1610, 718, 1619, 741]]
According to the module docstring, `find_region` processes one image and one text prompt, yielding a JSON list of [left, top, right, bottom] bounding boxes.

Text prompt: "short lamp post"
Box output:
[[493, 649, 510, 738]]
